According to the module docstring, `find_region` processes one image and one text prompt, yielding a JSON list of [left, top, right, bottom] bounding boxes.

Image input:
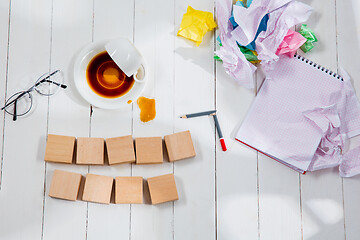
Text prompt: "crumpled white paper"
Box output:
[[232, 0, 293, 46], [302, 68, 360, 176], [216, 0, 312, 88], [304, 104, 344, 171], [256, 1, 313, 71], [215, 0, 256, 88]]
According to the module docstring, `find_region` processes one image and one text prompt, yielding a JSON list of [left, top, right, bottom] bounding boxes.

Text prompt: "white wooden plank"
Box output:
[[342, 176, 360, 240], [86, 0, 134, 239], [0, 0, 10, 187], [299, 1, 345, 240], [173, 0, 215, 239], [130, 0, 175, 239], [216, 40, 259, 239], [0, 0, 51, 239], [301, 169, 345, 240], [336, 0, 360, 239], [42, 0, 93, 239], [258, 154, 302, 240]]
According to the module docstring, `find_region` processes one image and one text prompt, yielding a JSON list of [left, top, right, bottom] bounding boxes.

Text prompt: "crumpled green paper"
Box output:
[[298, 24, 317, 52], [177, 6, 217, 46], [238, 46, 260, 63], [214, 45, 260, 64]]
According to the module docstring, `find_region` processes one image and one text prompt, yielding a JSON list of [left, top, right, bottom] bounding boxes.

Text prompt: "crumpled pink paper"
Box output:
[[255, 1, 313, 70], [276, 29, 307, 57]]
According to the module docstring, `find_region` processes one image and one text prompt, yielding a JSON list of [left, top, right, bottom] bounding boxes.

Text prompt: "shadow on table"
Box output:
[[64, 46, 92, 108], [174, 29, 216, 79]]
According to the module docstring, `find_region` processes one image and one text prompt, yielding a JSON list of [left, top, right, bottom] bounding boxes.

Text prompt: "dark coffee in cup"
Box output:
[[86, 51, 135, 98]]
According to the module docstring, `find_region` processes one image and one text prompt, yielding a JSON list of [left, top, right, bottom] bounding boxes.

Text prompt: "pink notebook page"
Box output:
[[236, 54, 346, 172]]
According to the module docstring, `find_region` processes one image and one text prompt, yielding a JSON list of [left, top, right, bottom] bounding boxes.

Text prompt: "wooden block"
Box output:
[[135, 137, 163, 164], [76, 137, 104, 165], [44, 134, 76, 164], [147, 173, 178, 204], [164, 130, 196, 162], [115, 176, 143, 204], [106, 135, 135, 165], [49, 169, 82, 201], [82, 174, 113, 204]]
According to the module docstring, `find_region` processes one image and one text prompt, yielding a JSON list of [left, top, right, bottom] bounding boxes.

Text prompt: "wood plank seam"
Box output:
[[257, 154, 260, 240], [129, 1, 136, 239], [86, 0, 95, 229], [172, 2, 176, 240], [213, 17, 218, 240], [41, 0, 57, 238], [299, 174, 304, 240], [334, 1, 347, 238], [0, 0, 12, 190], [255, 59, 261, 240]]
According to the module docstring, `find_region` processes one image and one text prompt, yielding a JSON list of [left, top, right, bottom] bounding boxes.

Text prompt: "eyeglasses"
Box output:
[[1, 70, 66, 121]]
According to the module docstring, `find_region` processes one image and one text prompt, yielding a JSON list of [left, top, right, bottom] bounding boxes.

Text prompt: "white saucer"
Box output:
[[73, 40, 146, 109]]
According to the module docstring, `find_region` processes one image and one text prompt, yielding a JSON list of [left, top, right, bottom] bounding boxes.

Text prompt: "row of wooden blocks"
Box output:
[[49, 169, 179, 205], [44, 130, 195, 165]]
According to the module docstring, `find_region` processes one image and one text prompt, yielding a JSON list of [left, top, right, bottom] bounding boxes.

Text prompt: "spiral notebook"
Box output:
[[235, 54, 360, 173]]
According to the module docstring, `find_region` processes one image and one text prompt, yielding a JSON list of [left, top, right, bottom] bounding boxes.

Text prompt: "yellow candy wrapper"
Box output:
[[177, 6, 217, 46]]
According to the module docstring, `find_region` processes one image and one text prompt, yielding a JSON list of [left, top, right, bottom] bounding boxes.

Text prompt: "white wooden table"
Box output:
[[0, 0, 360, 239]]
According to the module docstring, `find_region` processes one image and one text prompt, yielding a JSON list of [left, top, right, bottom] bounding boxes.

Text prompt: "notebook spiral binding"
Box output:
[[293, 53, 344, 81]]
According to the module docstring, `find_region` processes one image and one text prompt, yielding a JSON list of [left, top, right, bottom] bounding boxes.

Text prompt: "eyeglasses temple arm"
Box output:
[[42, 79, 67, 89], [33, 70, 60, 88], [12, 99, 17, 121]]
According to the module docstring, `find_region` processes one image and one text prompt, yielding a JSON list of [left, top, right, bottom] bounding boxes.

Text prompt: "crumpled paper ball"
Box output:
[[177, 6, 217, 46]]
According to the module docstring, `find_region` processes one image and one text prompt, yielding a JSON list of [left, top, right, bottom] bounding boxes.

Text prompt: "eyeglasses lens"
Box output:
[[34, 70, 63, 96], [4, 91, 33, 116]]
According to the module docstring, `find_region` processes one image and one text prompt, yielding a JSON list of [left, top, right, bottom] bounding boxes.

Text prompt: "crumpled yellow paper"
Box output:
[[177, 6, 217, 46]]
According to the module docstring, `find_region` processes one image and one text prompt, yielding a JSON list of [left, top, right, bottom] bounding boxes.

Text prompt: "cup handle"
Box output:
[[133, 64, 146, 83]]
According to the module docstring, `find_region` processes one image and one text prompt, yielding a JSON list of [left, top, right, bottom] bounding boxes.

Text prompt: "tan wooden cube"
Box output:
[[82, 174, 113, 204], [44, 134, 76, 164], [115, 176, 143, 204], [49, 169, 82, 201], [106, 135, 135, 165], [164, 130, 196, 162], [135, 137, 163, 164], [76, 137, 104, 165], [147, 173, 178, 204]]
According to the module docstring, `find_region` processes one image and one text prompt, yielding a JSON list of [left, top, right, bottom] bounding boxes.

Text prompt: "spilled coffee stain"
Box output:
[[127, 100, 132, 104], [137, 97, 156, 122]]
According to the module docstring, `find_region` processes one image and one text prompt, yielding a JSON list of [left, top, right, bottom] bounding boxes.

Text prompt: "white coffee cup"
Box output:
[[105, 38, 146, 83]]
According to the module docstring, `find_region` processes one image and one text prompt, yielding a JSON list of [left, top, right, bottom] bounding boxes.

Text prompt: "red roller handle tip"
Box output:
[[220, 138, 227, 151]]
